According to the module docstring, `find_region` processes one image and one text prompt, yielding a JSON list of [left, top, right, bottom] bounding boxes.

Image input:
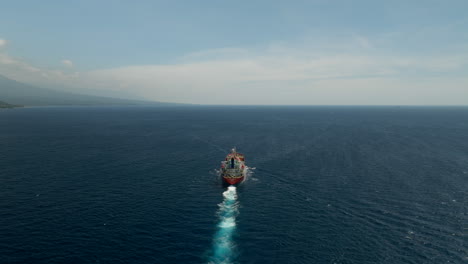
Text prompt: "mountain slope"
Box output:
[[0, 100, 21, 108], [0, 75, 175, 106]]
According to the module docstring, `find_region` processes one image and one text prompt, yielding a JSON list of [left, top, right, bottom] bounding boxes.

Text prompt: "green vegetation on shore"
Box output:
[[0, 100, 21, 109]]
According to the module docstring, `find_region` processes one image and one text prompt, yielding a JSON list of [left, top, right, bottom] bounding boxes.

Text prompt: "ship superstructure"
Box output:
[[221, 148, 246, 185]]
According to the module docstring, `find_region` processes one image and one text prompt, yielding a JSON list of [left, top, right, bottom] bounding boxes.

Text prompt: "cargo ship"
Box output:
[[221, 148, 246, 185]]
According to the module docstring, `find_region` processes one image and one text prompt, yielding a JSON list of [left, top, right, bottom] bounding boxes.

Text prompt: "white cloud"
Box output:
[[61, 59, 73, 67], [81, 48, 467, 104], [354, 35, 372, 49], [0, 39, 7, 48], [0, 33, 467, 105]]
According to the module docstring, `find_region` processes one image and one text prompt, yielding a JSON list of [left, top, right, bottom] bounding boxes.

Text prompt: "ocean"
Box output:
[[0, 106, 467, 263]]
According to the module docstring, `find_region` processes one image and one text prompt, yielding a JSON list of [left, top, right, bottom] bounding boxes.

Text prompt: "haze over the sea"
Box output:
[[1, 1, 467, 105]]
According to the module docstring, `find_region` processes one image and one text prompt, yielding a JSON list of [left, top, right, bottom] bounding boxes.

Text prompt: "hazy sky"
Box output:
[[1, 0, 467, 105]]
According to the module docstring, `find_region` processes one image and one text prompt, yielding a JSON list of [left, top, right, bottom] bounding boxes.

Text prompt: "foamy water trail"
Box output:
[[243, 166, 255, 182], [208, 186, 239, 264]]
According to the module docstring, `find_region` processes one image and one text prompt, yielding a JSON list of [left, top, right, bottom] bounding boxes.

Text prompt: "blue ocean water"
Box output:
[[0, 106, 467, 264]]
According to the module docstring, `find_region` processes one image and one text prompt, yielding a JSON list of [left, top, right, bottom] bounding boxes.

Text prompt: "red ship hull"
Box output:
[[221, 148, 246, 185], [223, 176, 244, 185]]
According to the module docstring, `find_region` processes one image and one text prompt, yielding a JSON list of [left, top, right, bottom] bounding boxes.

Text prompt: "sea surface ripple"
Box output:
[[0, 106, 467, 263]]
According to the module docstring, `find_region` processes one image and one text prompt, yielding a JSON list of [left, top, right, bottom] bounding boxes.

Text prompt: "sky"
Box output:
[[0, 0, 467, 105]]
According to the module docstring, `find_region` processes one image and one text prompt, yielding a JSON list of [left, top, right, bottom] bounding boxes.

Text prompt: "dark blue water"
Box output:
[[1, 106, 467, 263]]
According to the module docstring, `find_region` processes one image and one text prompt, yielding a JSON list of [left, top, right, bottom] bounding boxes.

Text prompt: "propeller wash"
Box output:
[[208, 186, 239, 264]]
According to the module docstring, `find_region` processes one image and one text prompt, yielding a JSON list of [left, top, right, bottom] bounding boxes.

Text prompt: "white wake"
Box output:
[[208, 186, 239, 264]]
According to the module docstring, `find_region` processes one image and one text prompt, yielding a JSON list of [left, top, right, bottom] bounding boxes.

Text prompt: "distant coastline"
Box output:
[[0, 74, 183, 107], [0, 100, 22, 109]]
